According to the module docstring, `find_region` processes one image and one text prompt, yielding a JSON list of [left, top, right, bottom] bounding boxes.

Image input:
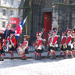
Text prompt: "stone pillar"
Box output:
[[52, 5, 59, 28]]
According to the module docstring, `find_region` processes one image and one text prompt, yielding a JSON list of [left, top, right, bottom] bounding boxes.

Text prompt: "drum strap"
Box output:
[[10, 36, 14, 47], [0, 41, 1, 49]]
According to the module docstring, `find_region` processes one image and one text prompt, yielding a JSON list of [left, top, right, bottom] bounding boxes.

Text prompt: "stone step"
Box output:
[[3, 51, 66, 59]]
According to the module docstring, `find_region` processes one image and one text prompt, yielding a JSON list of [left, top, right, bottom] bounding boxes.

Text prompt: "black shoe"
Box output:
[[33, 55, 36, 59], [59, 55, 62, 58], [46, 55, 49, 58], [69, 54, 73, 58], [63, 54, 66, 58], [39, 55, 42, 60], [64, 55, 68, 59], [50, 55, 54, 59], [35, 55, 39, 60], [73, 54, 75, 57], [53, 55, 56, 59]]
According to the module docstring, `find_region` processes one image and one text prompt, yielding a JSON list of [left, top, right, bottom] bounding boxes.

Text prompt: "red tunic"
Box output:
[[37, 38, 42, 50], [34, 39, 39, 46], [60, 36, 66, 44], [0, 40, 2, 50], [22, 40, 28, 49], [9, 35, 16, 47], [66, 35, 72, 44], [51, 35, 58, 45]]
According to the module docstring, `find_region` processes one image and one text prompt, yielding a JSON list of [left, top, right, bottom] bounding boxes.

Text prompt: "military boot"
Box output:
[[33, 55, 36, 59], [64, 55, 68, 59], [50, 55, 54, 59]]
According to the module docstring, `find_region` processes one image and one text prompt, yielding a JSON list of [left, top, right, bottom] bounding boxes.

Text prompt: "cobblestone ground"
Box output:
[[0, 58, 75, 75]]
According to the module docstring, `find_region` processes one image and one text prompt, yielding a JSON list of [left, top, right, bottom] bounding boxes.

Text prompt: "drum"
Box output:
[[17, 46, 25, 55], [2, 46, 7, 51]]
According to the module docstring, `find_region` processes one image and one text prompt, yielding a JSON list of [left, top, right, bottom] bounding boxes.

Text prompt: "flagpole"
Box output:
[[15, 16, 27, 40], [26, 18, 27, 35], [25, 16, 28, 35]]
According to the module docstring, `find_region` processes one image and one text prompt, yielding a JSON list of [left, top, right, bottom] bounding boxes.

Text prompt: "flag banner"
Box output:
[[4, 23, 10, 39], [15, 17, 27, 40]]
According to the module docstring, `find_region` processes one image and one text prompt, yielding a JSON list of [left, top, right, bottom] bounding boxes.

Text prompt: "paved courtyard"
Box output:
[[0, 58, 75, 75]]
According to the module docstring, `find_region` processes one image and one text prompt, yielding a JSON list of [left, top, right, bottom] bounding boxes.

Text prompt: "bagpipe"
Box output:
[[2, 29, 16, 51]]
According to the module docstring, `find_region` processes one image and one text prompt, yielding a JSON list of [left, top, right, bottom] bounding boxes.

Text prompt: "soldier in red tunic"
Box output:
[[59, 31, 66, 58], [50, 28, 58, 59], [35, 32, 43, 60], [47, 30, 52, 58], [33, 32, 39, 59], [20, 36, 29, 60], [0, 32, 5, 61], [8, 31, 17, 59], [72, 29, 75, 57], [64, 29, 73, 58]]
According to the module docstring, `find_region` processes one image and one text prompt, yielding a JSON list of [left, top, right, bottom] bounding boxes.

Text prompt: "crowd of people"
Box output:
[[33, 28, 75, 60], [0, 27, 75, 61], [0, 29, 29, 61]]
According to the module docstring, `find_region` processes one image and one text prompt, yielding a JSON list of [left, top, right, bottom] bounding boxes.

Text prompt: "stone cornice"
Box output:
[[0, 6, 19, 9], [52, 3, 75, 6]]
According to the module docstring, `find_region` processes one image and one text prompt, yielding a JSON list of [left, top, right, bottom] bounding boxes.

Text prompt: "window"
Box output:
[[18, 1, 20, 6], [2, 22, 5, 28], [11, 0, 14, 5], [12, 24, 16, 29], [3, 9, 6, 16], [3, 0, 6, 4], [10, 10, 13, 15]]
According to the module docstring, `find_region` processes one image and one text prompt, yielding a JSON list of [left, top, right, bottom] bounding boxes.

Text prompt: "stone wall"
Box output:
[[52, 0, 75, 35]]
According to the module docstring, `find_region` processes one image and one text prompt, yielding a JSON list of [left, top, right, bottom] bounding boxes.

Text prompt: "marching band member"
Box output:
[[59, 31, 66, 58], [64, 29, 73, 58], [47, 30, 52, 58], [0, 32, 5, 61], [50, 28, 58, 59], [33, 32, 39, 59], [72, 29, 75, 57], [8, 31, 17, 59], [35, 32, 43, 60], [20, 36, 29, 60]]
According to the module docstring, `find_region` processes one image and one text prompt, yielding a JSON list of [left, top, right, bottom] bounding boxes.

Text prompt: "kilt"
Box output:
[[37, 49, 43, 53], [9, 46, 16, 51], [0, 49, 5, 54], [25, 49, 29, 54], [35, 49, 38, 52], [48, 46, 53, 51], [66, 45, 71, 51], [61, 45, 66, 51], [50, 46, 55, 50]]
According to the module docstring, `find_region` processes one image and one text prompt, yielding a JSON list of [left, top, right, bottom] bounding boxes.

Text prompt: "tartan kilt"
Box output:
[[50, 46, 55, 51], [48, 46, 54, 51], [35, 49, 38, 52], [0, 49, 5, 54], [66, 45, 71, 51], [61, 45, 66, 51], [37, 49, 43, 53], [9, 46, 16, 51], [25, 49, 29, 54]]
